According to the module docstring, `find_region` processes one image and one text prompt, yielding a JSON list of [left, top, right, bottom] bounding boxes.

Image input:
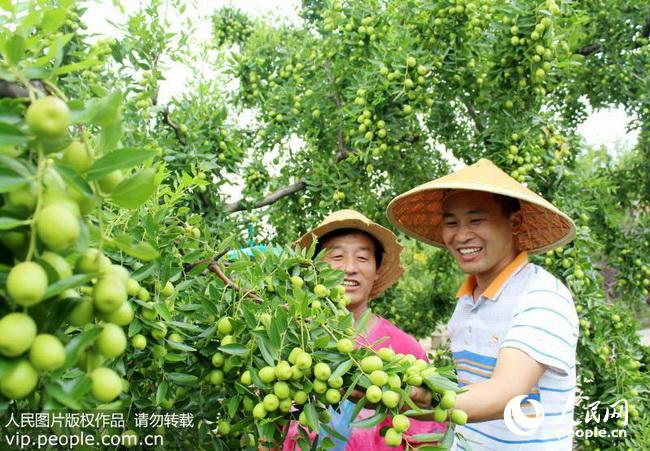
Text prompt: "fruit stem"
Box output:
[[25, 147, 47, 262], [43, 79, 68, 102], [96, 189, 105, 253], [13, 70, 37, 103]]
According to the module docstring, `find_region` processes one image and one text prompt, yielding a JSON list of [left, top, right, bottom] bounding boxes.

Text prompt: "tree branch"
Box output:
[[0, 80, 47, 99], [183, 249, 263, 302], [324, 59, 351, 161], [460, 97, 490, 148], [160, 107, 187, 145], [577, 12, 650, 57], [576, 43, 602, 56], [225, 180, 307, 213]]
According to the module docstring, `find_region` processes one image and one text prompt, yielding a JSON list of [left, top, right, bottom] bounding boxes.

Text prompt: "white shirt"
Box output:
[[448, 252, 579, 450]]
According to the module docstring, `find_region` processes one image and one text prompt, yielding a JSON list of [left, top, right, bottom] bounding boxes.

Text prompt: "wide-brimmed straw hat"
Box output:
[[295, 209, 404, 299], [387, 159, 576, 255]]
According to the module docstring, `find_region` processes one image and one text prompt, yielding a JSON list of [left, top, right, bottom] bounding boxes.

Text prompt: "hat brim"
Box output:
[[387, 163, 576, 255]]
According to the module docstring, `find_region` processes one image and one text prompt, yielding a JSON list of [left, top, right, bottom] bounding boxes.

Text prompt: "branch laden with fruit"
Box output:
[[188, 245, 469, 449]]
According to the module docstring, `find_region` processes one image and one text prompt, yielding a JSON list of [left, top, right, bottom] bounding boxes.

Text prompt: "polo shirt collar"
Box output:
[[455, 251, 529, 300]]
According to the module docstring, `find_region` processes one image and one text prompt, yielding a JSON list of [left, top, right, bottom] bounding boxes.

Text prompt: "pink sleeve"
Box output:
[[282, 420, 316, 450]]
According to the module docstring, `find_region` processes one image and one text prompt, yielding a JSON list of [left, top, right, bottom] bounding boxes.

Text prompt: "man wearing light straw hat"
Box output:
[[388, 159, 579, 450], [283, 209, 445, 450]]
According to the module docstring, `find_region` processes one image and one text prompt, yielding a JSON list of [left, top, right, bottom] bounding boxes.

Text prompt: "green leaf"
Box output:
[[0, 121, 29, 146], [166, 372, 199, 384], [0, 168, 27, 192], [167, 340, 196, 352], [408, 433, 445, 443], [0, 216, 29, 230], [110, 168, 156, 209], [351, 410, 386, 429], [304, 403, 320, 432], [45, 383, 81, 409], [0, 0, 14, 11], [402, 408, 435, 418], [69, 99, 100, 124], [218, 344, 249, 356], [197, 323, 217, 339], [41, 135, 71, 154], [268, 315, 281, 349], [0, 357, 19, 380], [91, 91, 122, 126], [163, 353, 186, 363], [355, 309, 372, 334], [131, 260, 158, 280], [43, 274, 94, 300], [5, 35, 25, 65], [0, 155, 31, 177], [62, 326, 101, 371], [330, 359, 353, 380], [154, 303, 172, 322], [320, 424, 348, 442], [348, 396, 367, 423], [98, 119, 122, 153], [168, 321, 202, 332], [40, 296, 83, 334], [408, 446, 447, 451], [227, 396, 240, 418], [86, 148, 155, 181], [441, 426, 455, 449], [55, 58, 102, 75], [65, 374, 91, 399], [110, 234, 160, 261], [41, 8, 67, 34], [423, 374, 459, 395], [254, 334, 277, 365], [155, 381, 169, 405], [54, 163, 93, 197]]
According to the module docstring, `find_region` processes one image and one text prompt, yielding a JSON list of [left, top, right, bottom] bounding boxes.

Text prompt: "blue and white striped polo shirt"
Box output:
[[448, 252, 579, 450]]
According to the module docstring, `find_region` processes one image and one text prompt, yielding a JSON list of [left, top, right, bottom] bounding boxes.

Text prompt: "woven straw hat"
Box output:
[[296, 209, 404, 299], [387, 159, 576, 255]]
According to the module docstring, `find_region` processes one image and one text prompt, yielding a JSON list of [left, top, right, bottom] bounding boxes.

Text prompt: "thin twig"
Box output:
[[324, 59, 351, 161], [225, 180, 307, 213], [208, 260, 263, 302], [160, 107, 187, 145], [184, 249, 263, 302], [0, 80, 46, 99]]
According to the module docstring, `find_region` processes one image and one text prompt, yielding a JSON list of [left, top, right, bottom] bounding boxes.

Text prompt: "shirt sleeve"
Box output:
[[500, 287, 579, 376]]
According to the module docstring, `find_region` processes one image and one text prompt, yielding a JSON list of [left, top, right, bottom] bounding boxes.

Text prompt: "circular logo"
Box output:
[[504, 395, 545, 436]]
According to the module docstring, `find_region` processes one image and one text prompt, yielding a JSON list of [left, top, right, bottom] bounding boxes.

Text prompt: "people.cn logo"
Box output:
[[504, 395, 546, 436]]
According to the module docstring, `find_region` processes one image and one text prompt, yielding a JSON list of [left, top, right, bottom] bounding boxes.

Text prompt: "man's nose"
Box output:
[[342, 257, 358, 274], [456, 222, 475, 242]]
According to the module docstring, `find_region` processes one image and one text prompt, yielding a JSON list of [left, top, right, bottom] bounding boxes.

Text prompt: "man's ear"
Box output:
[[510, 211, 524, 233]]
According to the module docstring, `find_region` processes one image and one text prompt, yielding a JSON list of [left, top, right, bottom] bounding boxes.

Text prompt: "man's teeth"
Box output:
[[343, 281, 360, 287], [459, 248, 481, 255]]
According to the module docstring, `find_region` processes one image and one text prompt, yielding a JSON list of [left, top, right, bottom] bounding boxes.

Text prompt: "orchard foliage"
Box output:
[[212, 0, 650, 448], [0, 0, 649, 450]]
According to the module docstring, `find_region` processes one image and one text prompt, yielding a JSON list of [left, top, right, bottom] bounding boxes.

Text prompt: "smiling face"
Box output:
[[320, 232, 380, 316], [441, 191, 522, 287]]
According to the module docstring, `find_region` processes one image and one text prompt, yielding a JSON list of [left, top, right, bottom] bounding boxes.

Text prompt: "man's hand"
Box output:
[[453, 347, 547, 422], [409, 386, 432, 409], [348, 388, 366, 403]]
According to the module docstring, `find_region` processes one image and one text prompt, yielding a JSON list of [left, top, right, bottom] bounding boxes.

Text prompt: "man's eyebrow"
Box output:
[[325, 245, 372, 252], [442, 210, 485, 217]]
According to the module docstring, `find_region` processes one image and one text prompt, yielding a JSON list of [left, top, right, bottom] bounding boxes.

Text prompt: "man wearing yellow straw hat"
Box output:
[[388, 159, 579, 450], [283, 209, 446, 450]]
